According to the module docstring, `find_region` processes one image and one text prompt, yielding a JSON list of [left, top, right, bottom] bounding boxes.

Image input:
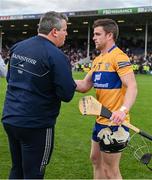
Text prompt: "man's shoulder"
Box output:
[[47, 45, 68, 61], [93, 54, 102, 63], [10, 36, 36, 50], [111, 47, 129, 60], [113, 47, 127, 55]]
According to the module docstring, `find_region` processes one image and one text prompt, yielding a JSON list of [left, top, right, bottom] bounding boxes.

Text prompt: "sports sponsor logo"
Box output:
[[94, 82, 109, 88], [94, 73, 102, 82]]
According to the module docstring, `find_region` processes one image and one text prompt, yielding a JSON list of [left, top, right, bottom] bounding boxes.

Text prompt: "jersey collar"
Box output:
[[108, 44, 117, 53]]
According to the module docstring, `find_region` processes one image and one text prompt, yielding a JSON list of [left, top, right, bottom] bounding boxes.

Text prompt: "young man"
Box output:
[[2, 11, 76, 179], [75, 19, 137, 179]]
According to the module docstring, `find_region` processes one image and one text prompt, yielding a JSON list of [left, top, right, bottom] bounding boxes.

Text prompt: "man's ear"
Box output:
[[50, 28, 58, 38], [107, 32, 113, 40]]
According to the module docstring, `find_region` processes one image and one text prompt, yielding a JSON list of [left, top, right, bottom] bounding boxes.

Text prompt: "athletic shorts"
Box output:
[[92, 122, 130, 153]]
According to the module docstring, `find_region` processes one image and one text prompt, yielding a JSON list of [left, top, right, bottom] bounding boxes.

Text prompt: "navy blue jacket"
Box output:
[[2, 36, 76, 128]]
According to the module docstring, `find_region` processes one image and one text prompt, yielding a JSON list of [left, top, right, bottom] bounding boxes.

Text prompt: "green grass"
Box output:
[[0, 73, 152, 179]]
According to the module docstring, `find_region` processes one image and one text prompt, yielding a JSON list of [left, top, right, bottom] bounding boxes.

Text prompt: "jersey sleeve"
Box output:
[[114, 53, 133, 77]]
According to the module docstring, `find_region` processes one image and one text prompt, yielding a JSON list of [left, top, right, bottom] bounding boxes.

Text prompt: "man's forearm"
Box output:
[[75, 80, 92, 93], [75, 80, 86, 92], [122, 83, 137, 111]]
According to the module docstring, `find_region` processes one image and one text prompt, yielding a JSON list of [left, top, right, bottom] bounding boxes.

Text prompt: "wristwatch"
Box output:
[[120, 106, 129, 114]]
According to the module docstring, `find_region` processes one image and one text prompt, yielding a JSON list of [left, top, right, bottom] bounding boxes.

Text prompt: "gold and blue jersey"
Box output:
[[89, 45, 133, 125]]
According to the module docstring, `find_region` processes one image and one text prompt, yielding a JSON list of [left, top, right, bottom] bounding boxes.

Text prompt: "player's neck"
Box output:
[[101, 41, 116, 55]]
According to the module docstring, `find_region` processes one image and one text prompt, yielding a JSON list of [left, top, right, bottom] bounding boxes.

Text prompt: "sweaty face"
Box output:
[[56, 19, 68, 47], [93, 26, 108, 51]]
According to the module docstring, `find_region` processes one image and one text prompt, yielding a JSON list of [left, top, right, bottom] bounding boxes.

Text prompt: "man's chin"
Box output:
[[95, 46, 100, 50], [58, 42, 64, 47]]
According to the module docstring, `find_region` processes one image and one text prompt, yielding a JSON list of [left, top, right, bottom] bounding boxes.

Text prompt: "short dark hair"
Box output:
[[93, 18, 119, 41], [38, 11, 68, 35]]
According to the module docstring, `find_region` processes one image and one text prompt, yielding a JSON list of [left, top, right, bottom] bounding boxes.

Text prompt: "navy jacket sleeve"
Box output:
[[51, 53, 76, 102]]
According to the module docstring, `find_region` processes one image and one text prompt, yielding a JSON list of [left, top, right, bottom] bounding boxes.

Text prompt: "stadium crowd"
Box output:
[[1, 42, 152, 75]]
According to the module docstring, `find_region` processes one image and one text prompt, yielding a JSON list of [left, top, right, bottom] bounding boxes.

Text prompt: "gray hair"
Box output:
[[38, 11, 68, 35]]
